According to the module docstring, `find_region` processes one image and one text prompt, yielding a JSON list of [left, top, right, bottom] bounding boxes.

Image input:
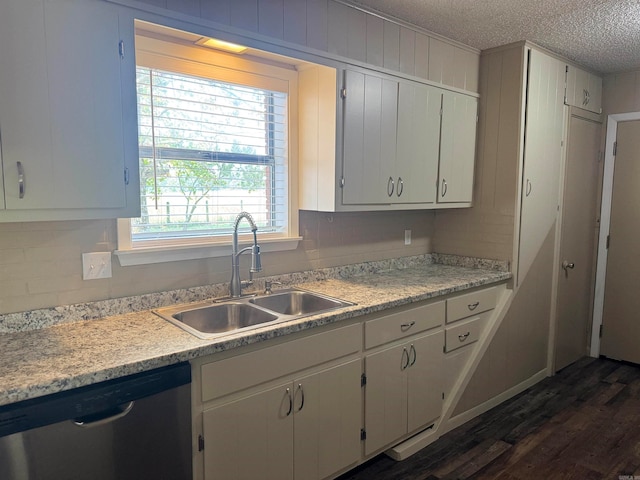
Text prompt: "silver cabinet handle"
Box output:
[[73, 401, 134, 428], [296, 383, 304, 412], [458, 332, 470, 342], [397, 177, 404, 197], [401, 347, 410, 370], [400, 321, 415, 331], [562, 260, 575, 271], [17, 162, 25, 199], [285, 387, 293, 416], [409, 344, 417, 367], [468, 302, 480, 311], [525, 179, 532, 197], [387, 176, 394, 197], [441, 178, 447, 197]]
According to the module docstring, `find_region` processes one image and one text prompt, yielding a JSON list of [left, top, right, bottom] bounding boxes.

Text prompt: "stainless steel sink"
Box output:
[[249, 290, 348, 315], [153, 288, 354, 339]]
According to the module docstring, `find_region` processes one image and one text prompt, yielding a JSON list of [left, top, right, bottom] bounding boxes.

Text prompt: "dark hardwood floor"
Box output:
[[339, 357, 640, 479]]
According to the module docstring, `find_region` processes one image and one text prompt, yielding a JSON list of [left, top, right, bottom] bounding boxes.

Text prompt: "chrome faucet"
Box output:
[[230, 212, 262, 297]]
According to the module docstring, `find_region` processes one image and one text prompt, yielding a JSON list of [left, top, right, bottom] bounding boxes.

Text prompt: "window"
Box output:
[[117, 26, 300, 265]]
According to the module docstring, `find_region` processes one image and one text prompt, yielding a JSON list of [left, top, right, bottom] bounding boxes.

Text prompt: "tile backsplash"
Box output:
[[0, 210, 435, 315]]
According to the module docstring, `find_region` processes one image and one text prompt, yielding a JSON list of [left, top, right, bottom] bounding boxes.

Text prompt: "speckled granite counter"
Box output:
[[0, 262, 510, 408]]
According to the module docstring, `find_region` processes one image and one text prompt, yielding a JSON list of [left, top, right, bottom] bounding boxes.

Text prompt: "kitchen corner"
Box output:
[[0, 254, 509, 408]]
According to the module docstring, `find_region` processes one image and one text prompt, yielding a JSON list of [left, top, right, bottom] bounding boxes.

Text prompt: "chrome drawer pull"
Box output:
[[409, 344, 417, 367], [285, 388, 293, 416], [400, 321, 415, 331], [387, 176, 394, 197], [397, 177, 404, 197], [468, 302, 480, 311], [296, 384, 304, 412], [17, 162, 25, 199], [401, 347, 410, 370], [458, 332, 470, 342]]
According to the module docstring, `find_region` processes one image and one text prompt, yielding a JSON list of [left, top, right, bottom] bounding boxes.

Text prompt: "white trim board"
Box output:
[[591, 111, 640, 357]]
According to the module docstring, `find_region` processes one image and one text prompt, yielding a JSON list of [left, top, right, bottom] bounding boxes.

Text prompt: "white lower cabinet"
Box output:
[[364, 329, 444, 456], [202, 359, 361, 480]]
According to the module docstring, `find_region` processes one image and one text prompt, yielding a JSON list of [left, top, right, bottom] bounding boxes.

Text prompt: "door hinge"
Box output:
[[119, 40, 125, 59], [442, 392, 445, 400], [360, 428, 367, 441], [198, 434, 205, 452], [340, 87, 347, 99], [599, 324, 603, 338], [606, 235, 610, 249], [124, 167, 130, 185], [340, 177, 345, 188], [613, 141, 617, 156], [361, 373, 367, 387]]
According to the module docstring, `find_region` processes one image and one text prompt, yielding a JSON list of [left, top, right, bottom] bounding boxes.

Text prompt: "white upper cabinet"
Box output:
[[298, 65, 478, 212], [565, 64, 602, 114], [342, 69, 398, 205], [517, 49, 566, 285], [437, 92, 478, 204], [395, 80, 442, 204], [0, 0, 139, 221]]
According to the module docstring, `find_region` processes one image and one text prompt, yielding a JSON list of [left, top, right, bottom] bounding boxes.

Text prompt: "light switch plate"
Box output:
[[82, 252, 112, 280], [404, 229, 411, 245]]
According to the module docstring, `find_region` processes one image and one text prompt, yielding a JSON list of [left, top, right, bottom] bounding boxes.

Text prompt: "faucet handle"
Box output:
[[264, 280, 282, 294]]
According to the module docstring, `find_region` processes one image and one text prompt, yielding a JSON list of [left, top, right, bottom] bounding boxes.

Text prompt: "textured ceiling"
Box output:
[[345, 0, 640, 74]]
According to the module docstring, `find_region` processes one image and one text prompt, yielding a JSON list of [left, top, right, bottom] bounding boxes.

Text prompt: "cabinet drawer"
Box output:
[[201, 323, 361, 402], [365, 301, 444, 349], [447, 287, 496, 324], [445, 316, 480, 352]]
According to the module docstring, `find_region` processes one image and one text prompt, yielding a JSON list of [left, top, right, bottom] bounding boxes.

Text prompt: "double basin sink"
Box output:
[[153, 288, 354, 339]]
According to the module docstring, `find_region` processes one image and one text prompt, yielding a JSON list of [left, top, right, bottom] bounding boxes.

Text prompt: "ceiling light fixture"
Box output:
[[195, 37, 248, 54]]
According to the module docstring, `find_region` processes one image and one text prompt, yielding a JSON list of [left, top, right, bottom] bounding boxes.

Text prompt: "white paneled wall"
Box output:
[[128, 0, 480, 93]]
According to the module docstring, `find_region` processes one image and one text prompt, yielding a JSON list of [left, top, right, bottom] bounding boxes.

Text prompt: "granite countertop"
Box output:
[[0, 261, 511, 408]]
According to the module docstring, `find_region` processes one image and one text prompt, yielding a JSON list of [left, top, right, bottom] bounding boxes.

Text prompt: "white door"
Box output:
[[517, 49, 566, 286], [554, 111, 601, 371], [600, 120, 640, 363], [406, 330, 443, 432]]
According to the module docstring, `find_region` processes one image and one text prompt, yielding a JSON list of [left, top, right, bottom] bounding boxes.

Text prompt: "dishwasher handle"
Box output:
[[73, 401, 135, 428]]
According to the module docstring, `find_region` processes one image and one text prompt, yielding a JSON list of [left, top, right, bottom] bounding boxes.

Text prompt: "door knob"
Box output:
[[562, 260, 575, 271]]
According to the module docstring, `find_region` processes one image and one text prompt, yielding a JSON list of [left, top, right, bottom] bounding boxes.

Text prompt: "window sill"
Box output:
[[114, 236, 301, 266]]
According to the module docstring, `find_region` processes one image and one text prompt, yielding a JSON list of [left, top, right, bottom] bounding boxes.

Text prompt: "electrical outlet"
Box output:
[[404, 229, 411, 245], [82, 252, 112, 280]]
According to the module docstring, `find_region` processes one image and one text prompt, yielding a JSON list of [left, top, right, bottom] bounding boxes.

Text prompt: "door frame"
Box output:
[[591, 111, 640, 356]]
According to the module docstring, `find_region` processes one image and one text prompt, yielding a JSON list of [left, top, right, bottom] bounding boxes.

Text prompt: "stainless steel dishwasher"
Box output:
[[0, 362, 192, 480]]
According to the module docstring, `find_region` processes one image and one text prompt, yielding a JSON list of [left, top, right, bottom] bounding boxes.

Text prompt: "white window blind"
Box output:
[[133, 66, 288, 243]]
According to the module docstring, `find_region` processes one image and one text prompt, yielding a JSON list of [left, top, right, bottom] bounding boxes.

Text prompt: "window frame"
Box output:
[[116, 32, 301, 266]]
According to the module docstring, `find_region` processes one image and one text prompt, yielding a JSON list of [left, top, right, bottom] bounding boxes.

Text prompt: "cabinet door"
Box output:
[[517, 50, 566, 285], [293, 359, 362, 480], [364, 344, 408, 455], [342, 69, 397, 205], [395, 81, 441, 204], [565, 65, 602, 114], [0, 0, 127, 211], [202, 383, 294, 480], [586, 73, 602, 113], [438, 92, 478, 204], [406, 330, 444, 433]]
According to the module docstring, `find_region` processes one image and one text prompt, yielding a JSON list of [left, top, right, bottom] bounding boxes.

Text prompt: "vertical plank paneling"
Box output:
[[414, 32, 429, 80], [229, 0, 258, 33], [258, 0, 284, 39], [307, 0, 328, 52], [200, 0, 230, 25], [399, 26, 415, 76], [366, 15, 384, 67], [327, 1, 349, 57], [283, 0, 306, 45], [383, 20, 400, 71], [166, 0, 199, 17], [346, 7, 366, 62]]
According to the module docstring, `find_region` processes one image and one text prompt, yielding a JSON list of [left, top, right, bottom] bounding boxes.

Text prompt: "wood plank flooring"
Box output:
[[338, 357, 640, 479]]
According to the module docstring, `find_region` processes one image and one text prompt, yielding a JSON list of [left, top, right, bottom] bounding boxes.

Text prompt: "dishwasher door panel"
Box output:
[[0, 383, 191, 480]]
